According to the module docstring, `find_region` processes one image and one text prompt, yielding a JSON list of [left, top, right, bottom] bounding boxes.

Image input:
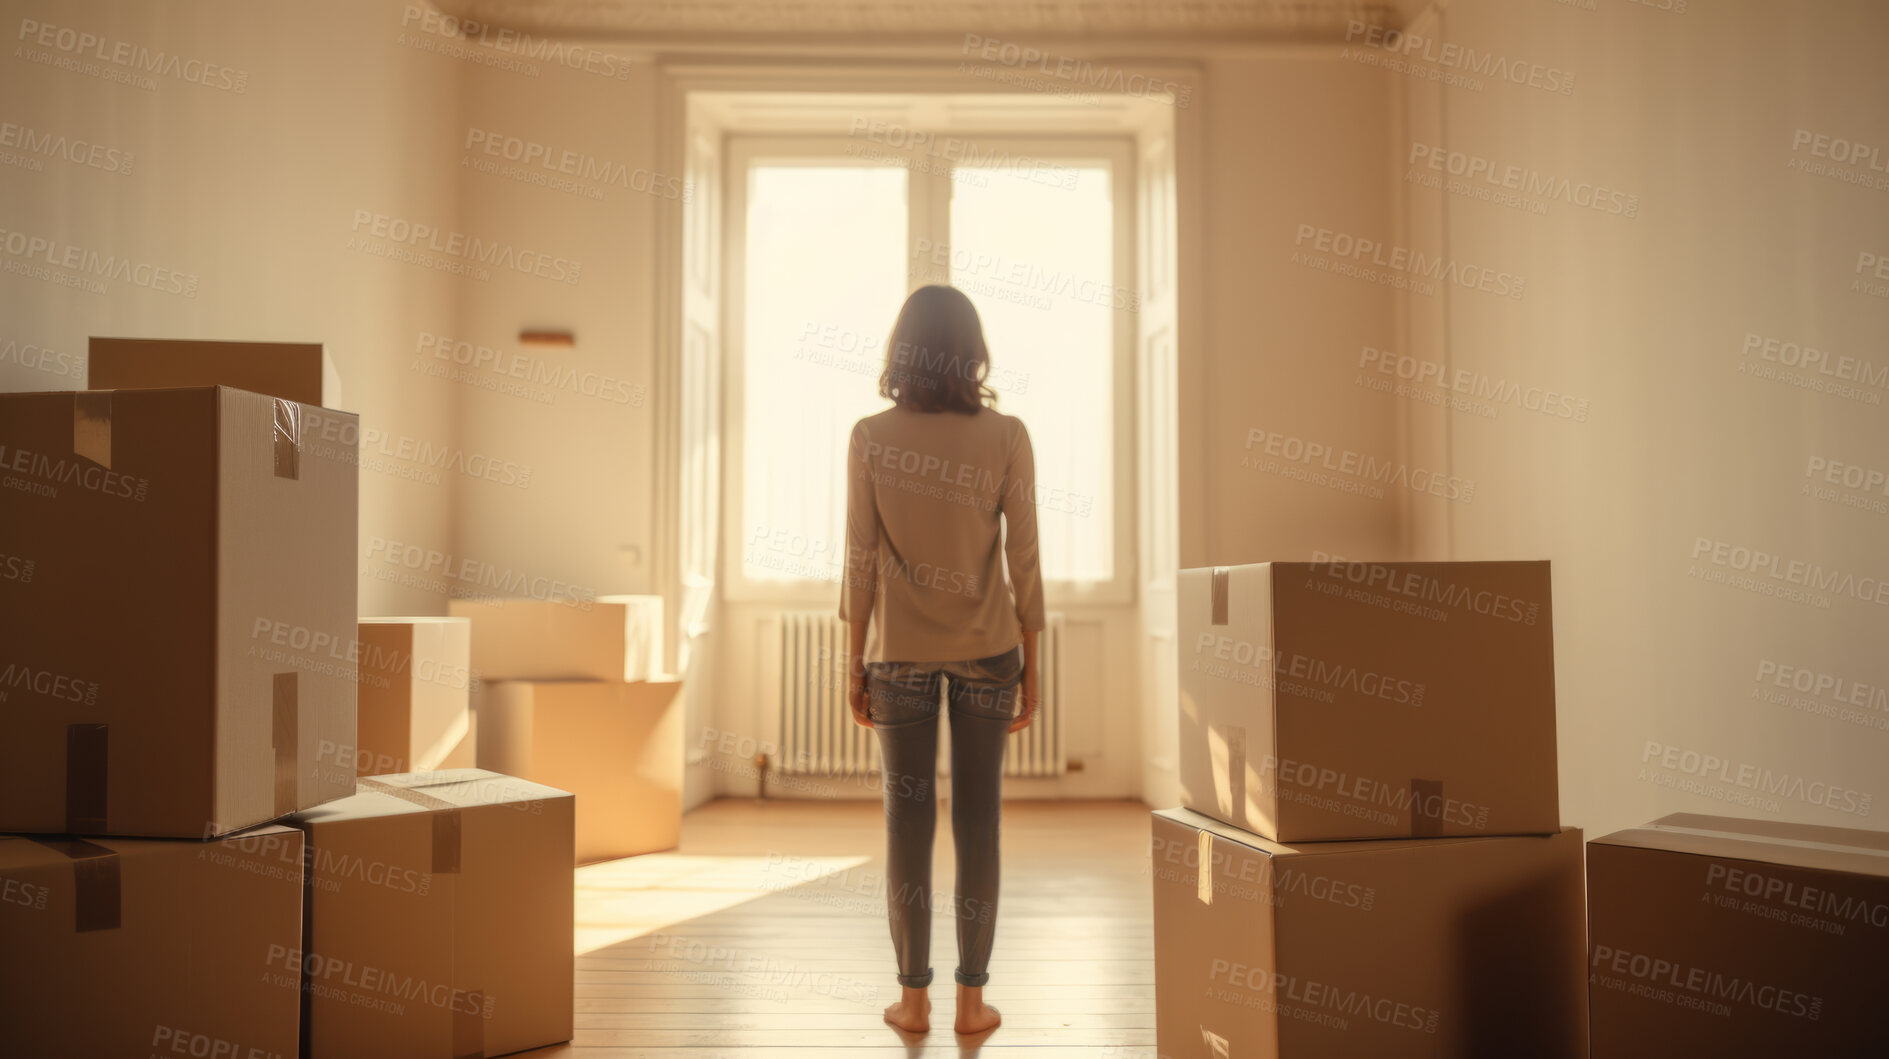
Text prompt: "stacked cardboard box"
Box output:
[[1156, 560, 1586, 1057], [1588, 812, 1889, 1055], [450, 594, 665, 682], [89, 336, 342, 408], [0, 826, 308, 1057], [354, 617, 477, 776], [0, 386, 359, 836], [4, 343, 578, 1056], [451, 596, 683, 863], [481, 678, 684, 863], [0, 379, 359, 1052], [288, 769, 575, 1058]]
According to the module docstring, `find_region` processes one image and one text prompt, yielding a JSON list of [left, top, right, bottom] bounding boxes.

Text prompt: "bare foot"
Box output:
[[884, 985, 930, 1033], [954, 984, 1001, 1035]]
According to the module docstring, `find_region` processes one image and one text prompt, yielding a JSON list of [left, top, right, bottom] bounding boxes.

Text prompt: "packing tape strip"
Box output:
[[1210, 566, 1230, 625], [453, 989, 485, 1059], [1196, 830, 1214, 905], [1644, 823, 1889, 860], [1410, 778, 1444, 837], [65, 723, 109, 834], [32, 837, 122, 933], [72, 392, 112, 469], [272, 398, 300, 481], [433, 812, 463, 876], [395, 769, 492, 793], [273, 673, 298, 817], [357, 778, 462, 874]]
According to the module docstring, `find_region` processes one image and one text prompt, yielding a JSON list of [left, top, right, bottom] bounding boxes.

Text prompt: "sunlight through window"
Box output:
[[738, 154, 1118, 588], [741, 165, 908, 583], [946, 162, 1115, 582]]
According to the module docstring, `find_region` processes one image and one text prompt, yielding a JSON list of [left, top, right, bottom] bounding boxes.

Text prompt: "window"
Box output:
[[725, 134, 1133, 600], [945, 159, 1116, 581], [738, 163, 908, 587]]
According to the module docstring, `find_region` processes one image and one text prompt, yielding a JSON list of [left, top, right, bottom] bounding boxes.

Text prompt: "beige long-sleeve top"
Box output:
[[839, 404, 1047, 663]]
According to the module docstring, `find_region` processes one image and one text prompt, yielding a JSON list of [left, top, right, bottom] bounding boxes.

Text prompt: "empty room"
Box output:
[[2, 0, 1885, 1056]]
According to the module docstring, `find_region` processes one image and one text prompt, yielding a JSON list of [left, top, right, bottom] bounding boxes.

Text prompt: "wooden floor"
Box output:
[[524, 798, 1157, 1058]]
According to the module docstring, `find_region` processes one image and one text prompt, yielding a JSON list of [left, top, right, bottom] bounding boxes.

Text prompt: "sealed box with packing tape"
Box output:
[[449, 594, 665, 682], [1151, 807, 1587, 1058], [0, 824, 306, 1058], [88, 337, 342, 408], [478, 678, 683, 863], [287, 769, 574, 1059], [353, 617, 476, 777], [1177, 560, 1559, 842], [1588, 813, 1889, 1056], [0, 386, 358, 838]]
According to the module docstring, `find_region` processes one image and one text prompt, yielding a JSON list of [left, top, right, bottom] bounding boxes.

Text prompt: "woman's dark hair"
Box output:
[[878, 285, 999, 414]]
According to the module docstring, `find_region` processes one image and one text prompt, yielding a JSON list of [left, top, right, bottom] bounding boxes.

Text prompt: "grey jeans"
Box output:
[[865, 645, 1023, 989]]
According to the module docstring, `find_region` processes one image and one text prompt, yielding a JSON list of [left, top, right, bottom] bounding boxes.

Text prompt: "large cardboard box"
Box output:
[[443, 709, 478, 771], [480, 679, 683, 862], [449, 595, 665, 682], [0, 386, 358, 837], [88, 337, 341, 407], [1177, 560, 1559, 841], [354, 617, 476, 777], [1588, 813, 1889, 1056], [1151, 807, 1587, 1058], [289, 769, 573, 1058], [0, 824, 306, 1058]]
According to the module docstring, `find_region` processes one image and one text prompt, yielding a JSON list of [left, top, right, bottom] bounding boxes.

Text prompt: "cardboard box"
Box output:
[[479, 679, 683, 862], [442, 709, 478, 770], [0, 824, 306, 1058], [1177, 560, 1558, 841], [288, 769, 574, 1059], [0, 386, 358, 837], [1151, 807, 1587, 1058], [1588, 813, 1889, 1056], [88, 337, 341, 408], [449, 595, 665, 682], [354, 617, 475, 777]]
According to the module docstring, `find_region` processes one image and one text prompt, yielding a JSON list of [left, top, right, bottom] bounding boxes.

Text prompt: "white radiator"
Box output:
[[774, 612, 1065, 779], [776, 612, 879, 778]]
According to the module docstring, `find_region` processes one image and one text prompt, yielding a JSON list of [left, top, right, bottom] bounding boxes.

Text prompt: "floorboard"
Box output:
[[521, 798, 1158, 1058]]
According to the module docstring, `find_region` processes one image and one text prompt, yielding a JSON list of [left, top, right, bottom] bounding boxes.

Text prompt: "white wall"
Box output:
[[0, 0, 464, 616], [446, 49, 663, 605], [1400, 0, 1889, 838], [1183, 52, 1404, 571]]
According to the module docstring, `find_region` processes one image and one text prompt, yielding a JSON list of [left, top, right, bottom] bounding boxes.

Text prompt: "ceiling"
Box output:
[[427, 0, 1419, 44]]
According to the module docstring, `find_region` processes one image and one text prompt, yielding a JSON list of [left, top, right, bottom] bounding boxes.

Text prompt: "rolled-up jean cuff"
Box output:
[[898, 968, 934, 988], [955, 968, 990, 987]]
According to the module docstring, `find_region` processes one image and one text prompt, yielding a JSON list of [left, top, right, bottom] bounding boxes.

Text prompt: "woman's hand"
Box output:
[[1009, 631, 1040, 733], [849, 670, 873, 728], [1008, 663, 1040, 733], [846, 621, 873, 728]]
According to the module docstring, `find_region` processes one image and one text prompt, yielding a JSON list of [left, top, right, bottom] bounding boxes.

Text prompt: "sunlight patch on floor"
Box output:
[[572, 852, 871, 955]]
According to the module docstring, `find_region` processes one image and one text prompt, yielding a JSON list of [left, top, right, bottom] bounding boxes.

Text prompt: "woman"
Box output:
[[840, 284, 1046, 1037]]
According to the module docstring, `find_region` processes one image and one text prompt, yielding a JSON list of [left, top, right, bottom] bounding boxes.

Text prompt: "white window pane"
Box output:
[[944, 162, 1114, 583], [742, 165, 908, 583]]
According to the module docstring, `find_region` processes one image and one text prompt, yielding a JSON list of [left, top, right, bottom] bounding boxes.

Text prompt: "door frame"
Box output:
[[651, 62, 1203, 802]]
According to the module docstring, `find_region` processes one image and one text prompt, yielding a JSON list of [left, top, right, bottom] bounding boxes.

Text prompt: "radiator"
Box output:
[[1003, 611, 1064, 778], [776, 612, 879, 778], [774, 611, 1065, 779]]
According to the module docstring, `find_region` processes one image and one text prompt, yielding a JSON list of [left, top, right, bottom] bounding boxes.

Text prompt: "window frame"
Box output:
[[720, 132, 1138, 609]]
